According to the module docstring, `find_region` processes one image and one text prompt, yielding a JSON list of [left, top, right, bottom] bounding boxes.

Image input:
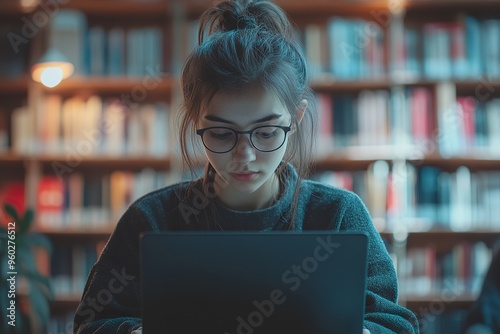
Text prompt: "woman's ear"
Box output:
[[296, 99, 308, 124]]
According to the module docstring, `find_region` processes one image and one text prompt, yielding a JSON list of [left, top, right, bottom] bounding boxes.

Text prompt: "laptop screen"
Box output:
[[140, 231, 368, 334]]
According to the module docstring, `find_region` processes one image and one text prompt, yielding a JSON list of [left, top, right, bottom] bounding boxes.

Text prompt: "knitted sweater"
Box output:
[[462, 248, 500, 334], [73, 164, 419, 333]]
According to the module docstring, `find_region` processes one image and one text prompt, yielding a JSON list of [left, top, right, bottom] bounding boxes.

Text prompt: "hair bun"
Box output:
[[222, 10, 257, 31], [199, 0, 293, 43]]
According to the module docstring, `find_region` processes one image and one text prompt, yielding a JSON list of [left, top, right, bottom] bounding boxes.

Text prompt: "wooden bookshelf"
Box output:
[[36, 227, 113, 239], [311, 78, 393, 92], [61, 1, 170, 18], [50, 296, 81, 313], [403, 291, 478, 310], [0, 3, 175, 330], [0, 77, 29, 95], [37, 155, 171, 169], [0, 0, 170, 18], [404, 230, 500, 249], [412, 154, 500, 171], [405, 0, 500, 14], [41, 76, 174, 98], [1, 1, 500, 332], [181, 0, 389, 19]]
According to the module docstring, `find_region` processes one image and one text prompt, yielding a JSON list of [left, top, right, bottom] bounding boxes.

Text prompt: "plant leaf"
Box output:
[[3, 203, 20, 222], [19, 208, 34, 235]]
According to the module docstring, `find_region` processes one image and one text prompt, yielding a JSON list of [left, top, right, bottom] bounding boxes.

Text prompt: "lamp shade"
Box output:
[[31, 48, 74, 88]]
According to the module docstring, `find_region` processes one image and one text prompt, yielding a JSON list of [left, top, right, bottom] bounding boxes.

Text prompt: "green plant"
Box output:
[[0, 204, 53, 334]]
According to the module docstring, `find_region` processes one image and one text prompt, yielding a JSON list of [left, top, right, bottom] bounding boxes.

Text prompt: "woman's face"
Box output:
[[198, 86, 292, 210]]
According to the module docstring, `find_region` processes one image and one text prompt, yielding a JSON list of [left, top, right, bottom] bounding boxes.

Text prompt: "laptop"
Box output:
[[140, 231, 368, 334]]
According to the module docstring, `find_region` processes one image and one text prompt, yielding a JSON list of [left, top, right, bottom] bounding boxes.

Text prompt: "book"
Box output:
[[11, 106, 31, 154], [50, 9, 87, 75], [107, 27, 126, 75], [37, 176, 65, 228], [0, 181, 25, 226]]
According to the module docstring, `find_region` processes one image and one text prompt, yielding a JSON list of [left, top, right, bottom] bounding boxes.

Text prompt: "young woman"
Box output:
[[74, 1, 419, 333], [462, 245, 500, 334]]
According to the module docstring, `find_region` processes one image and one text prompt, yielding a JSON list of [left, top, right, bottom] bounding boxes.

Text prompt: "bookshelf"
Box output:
[[0, 0, 499, 333], [0, 1, 176, 333]]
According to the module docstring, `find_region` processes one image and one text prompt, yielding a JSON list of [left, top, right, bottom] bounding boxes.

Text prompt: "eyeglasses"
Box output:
[[196, 125, 292, 153]]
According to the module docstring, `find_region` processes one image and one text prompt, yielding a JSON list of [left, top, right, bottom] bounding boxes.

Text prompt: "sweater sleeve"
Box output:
[[341, 193, 419, 334], [73, 205, 147, 334], [462, 249, 500, 333]]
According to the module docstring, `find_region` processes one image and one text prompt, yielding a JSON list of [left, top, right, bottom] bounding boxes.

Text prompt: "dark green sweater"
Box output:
[[73, 164, 419, 333]]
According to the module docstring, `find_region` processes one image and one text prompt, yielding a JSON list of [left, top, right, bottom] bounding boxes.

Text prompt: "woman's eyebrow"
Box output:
[[203, 114, 283, 125]]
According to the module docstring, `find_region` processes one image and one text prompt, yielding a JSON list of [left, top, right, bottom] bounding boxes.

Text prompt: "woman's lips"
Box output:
[[230, 172, 259, 181]]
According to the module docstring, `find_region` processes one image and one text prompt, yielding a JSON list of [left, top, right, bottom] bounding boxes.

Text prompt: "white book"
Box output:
[[450, 166, 472, 231], [153, 103, 169, 156], [139, 103, 156, 155], [126, 107, 142, 155], [374, 90, 389, 145], [389, 87, 411, 147], [70, 97, 86, 151], [11, 106, 30, 154], [61, 97, 73, 151], [84, 95, 103, 155], [365, 160, 389, 222], [304, 24, 324, 78], [102, 99, 126, 155], [436, 82, 462, 156], [43, 94, 62, 154], [357, 90, 374, 146]]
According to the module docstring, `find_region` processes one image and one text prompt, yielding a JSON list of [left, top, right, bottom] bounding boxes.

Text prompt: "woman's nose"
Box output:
[[232, 135, 256, 164]]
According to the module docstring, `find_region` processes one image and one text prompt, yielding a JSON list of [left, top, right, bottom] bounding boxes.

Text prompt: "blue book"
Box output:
[[465, 16, 482, 78]]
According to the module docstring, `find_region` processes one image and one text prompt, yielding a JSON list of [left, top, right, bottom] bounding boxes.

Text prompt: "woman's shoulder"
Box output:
[[300, 178, 359, 202]]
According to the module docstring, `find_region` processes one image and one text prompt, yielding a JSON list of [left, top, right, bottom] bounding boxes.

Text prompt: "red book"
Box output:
[[457, 96, 476, 148], [37, 176, 65, 228], [0, 181, 25, 227], [411, 87, 432, 143]]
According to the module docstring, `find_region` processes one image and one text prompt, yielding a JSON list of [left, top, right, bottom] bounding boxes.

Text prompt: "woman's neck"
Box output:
[[213, 173, 280, 211]]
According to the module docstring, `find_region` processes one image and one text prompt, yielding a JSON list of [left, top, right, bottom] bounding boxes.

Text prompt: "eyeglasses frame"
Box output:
[[196, 124, 292, 154]]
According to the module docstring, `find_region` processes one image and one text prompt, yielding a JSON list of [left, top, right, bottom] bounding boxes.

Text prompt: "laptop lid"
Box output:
[[140, 231, 368, 334]]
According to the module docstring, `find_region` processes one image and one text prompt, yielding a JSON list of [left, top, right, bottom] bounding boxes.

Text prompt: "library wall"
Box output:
[[0, 1, 499, 333]]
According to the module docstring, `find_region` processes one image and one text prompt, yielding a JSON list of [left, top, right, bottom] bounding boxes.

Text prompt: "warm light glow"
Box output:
[[32, 61, 74, 87], [40, 67, 64, 88], [20, 0, 39, 11], [31, 48, 75, 87]]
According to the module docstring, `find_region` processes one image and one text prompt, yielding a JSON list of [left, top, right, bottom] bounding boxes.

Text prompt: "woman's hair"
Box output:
[[179, 0, 317, 228]]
